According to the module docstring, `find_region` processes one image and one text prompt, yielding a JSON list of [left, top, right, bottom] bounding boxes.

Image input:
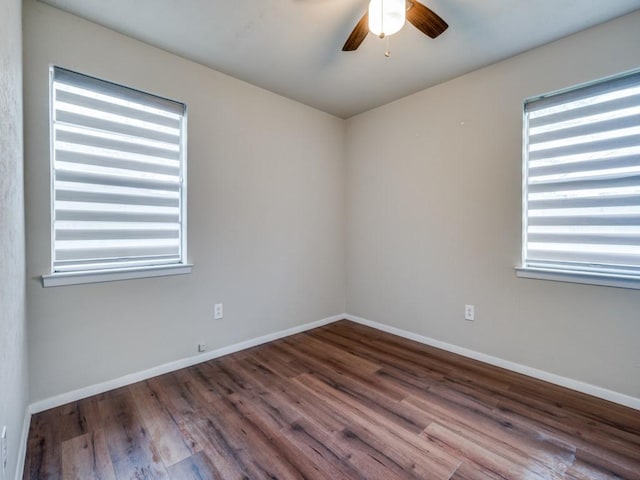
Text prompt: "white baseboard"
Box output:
[[29, 314, 344, 414], [344, 314, 640, 411], [18, 310, 640, 480], [28, 311, 640, 416], [14, 406, 30, 480]]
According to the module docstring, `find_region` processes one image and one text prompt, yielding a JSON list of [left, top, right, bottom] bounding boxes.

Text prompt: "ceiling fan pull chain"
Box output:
[[385, 36, 391, 57]]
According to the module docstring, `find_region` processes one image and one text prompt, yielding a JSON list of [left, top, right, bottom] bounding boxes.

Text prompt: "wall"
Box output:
[[346, 11, 640, 398], [0, 0, 28, 478], [23, 0, 346, 402], [22, 0, 640, 408]]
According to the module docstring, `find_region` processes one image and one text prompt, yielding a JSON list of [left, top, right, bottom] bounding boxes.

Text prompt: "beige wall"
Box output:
[[346, 11, 640, 398], [22, 0, 640, 408], [23, 0, 346, 402], [0, 0, 28, 478]]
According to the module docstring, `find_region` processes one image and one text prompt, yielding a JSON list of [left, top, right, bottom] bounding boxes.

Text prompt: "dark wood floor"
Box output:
[[24, 320, 640, 479]]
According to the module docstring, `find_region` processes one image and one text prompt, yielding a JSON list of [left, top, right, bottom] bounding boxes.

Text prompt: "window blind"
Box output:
[[51, 67, 187, 273], [523, 70, 640, 278]]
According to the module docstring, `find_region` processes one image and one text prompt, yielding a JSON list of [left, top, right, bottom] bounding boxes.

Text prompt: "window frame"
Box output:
[[42, 66, 192, 287], [517, 68, 640, 290]]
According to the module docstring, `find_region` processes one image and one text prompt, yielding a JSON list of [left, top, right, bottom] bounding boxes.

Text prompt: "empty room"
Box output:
[[2, 0, 640, 478]]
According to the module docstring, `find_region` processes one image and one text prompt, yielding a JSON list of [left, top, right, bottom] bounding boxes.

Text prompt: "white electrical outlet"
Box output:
[[1, 425, 7, 478], [464, 304, 475, 321], [214, 303, 223, 320], [198, 343, 206, 353]]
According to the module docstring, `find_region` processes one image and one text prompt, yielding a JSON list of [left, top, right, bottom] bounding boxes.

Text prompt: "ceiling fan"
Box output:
[[342, 0, 448, 52]]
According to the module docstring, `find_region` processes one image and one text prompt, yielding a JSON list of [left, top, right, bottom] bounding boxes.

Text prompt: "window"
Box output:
[[518, 69, 640, 289], [43, 67, 190, 287]]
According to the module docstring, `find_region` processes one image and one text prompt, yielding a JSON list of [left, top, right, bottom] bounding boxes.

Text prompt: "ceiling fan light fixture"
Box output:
[[368, 0, 406, 37]]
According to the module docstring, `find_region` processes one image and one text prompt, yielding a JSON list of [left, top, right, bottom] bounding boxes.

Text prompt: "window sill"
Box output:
[[42, 264, 193, 287], [516, 266, 640, 290]]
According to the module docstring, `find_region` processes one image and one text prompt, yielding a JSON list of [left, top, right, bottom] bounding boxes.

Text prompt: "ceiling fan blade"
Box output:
[[342, 11, 369, 51], [407, 0, 448, 39]]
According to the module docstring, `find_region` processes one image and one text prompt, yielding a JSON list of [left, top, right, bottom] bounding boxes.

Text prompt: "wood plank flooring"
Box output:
[[23, 320, 640, 479]]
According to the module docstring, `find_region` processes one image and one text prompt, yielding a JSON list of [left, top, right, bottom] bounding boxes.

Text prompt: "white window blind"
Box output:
[[523, 70, 640, 279], [50, 67, 187, 274]]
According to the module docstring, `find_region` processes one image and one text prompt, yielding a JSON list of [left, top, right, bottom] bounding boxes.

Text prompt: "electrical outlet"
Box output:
[[214, 303, 223, 320], [198, 343, 206, 353], [464, 304, 475, 321], [1, 425, 7, 479]]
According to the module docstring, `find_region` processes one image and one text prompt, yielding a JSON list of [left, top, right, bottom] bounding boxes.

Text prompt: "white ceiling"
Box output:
[[40, 0, 640, 118]]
